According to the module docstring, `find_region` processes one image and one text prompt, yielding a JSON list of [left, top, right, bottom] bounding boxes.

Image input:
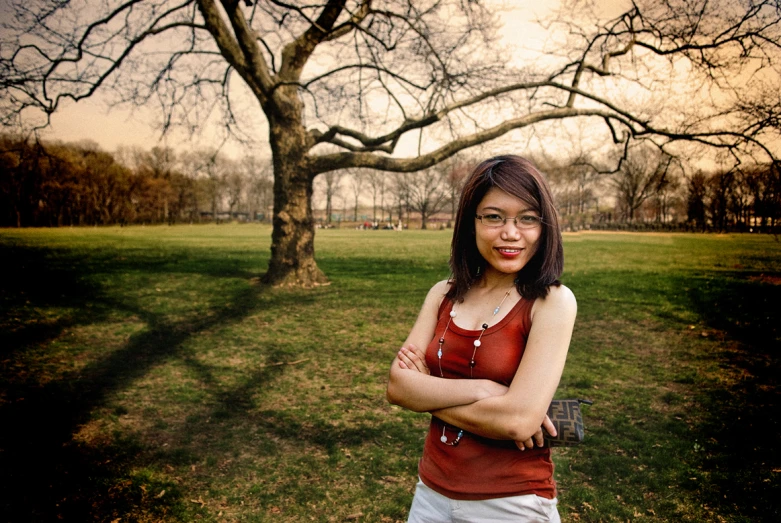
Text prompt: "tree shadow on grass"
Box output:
[[1, 246, 108, 360], [0, 242, 259, 360], [0, 241, 288, 521], [0, 240, 425, 521], [686, 273, 781, 522]]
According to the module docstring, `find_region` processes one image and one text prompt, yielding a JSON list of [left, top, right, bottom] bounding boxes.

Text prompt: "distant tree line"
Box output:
[[316, 145, 780, 234], [313, 158, 468, 230], [541, 144, 781, 234], [2, 135, 778, 233], [0, 135, 273, 227]]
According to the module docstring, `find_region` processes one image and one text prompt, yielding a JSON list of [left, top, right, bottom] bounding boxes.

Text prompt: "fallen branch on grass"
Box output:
[[258, 358, 310, 368]]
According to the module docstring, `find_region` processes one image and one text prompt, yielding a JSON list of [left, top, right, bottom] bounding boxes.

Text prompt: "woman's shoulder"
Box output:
[[548, 283, 576, 303], [532, 283, 577, 317], [429, 279, 452, 295], [421, 279, 452, 309]]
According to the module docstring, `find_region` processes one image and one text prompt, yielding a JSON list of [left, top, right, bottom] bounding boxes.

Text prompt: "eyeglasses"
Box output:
[[475, 213, 543, 229]]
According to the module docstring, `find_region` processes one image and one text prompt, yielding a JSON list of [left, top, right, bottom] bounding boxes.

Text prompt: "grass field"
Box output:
[[1, 225, 779, 522]]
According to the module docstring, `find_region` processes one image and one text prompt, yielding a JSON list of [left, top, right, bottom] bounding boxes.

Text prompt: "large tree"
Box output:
[[2, 0, 780, 285]]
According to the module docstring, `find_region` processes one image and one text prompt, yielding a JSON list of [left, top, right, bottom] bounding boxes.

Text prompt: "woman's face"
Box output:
[[474, 186, 542, 277]]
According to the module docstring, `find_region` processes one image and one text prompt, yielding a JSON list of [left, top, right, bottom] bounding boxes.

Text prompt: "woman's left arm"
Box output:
[[432, 285, 577, 442]]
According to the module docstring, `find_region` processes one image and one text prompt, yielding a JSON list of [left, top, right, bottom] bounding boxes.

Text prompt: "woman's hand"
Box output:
[[397, 344, 430, 375], [515, 414, 557, 451]]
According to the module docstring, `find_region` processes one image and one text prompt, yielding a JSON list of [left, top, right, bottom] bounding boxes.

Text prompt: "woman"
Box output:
[[386, 155, 576, 522]]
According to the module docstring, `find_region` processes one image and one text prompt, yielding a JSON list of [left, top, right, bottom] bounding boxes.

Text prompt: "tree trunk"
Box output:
[[261, 115, 328, 287]]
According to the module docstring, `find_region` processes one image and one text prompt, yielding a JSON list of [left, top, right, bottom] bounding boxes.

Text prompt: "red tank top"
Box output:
[[417, 297, 557, 500]]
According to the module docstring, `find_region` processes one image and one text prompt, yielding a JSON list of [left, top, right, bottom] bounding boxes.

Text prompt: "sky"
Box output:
[[34, 0, 633, 160]]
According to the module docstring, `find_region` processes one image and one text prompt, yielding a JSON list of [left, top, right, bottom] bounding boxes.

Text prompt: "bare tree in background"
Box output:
[[187, 150, 231, 220], [687, 171, 709, 231], [741, 163, 781, 231], [611, 143, 680, 222], [223, 159, 244, 218], [442, 159, 472, 221], [649, 170, 683, 224], [132, 146, 198, 223], [544, 153, 601, 220], [242, 155, 273, 221], [320, 170, 342, 225], [387, 172, 411, 229], [2, 0, 780, 285], [347, 169, 365, 222], [142, 147, 178, 180], [406, 167, 450, 230], [364, 170, 386, 223], [706, 169, 736, 232]]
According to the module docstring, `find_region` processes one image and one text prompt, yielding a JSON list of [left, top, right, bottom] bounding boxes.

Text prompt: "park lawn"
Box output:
[[0, 225, 779, 522]]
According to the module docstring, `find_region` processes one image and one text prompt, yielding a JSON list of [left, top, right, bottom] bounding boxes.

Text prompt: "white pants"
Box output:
[[407, 479, 560, 523]]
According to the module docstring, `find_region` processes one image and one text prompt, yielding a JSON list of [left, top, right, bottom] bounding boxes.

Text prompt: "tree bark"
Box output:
[[261, 108, 328, 287]]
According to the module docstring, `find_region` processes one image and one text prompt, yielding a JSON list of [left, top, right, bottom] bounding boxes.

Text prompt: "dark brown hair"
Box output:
[[446, 155, 563, 302]]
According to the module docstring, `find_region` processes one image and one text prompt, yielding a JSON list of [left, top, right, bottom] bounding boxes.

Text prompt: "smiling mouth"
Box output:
[[497, 248, 521, 254]]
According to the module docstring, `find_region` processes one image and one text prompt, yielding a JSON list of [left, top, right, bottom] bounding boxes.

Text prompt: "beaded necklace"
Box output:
[[437, 286, 514, 446]]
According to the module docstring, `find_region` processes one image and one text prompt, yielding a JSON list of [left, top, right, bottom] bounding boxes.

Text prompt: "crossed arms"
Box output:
[[386, 280, 577, 448]]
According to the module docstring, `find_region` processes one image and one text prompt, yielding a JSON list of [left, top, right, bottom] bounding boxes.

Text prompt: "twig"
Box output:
[[259, 358, 310, 368]]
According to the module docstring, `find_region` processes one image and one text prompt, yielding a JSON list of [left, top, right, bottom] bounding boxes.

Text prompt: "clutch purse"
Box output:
[[543, 398, 593, 447]]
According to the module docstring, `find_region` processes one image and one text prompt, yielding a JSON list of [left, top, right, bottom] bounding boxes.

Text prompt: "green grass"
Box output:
[[1, 225, 779, 522]]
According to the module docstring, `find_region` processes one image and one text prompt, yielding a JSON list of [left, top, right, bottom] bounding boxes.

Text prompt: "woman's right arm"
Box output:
[[386, 280, 507, 412]]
